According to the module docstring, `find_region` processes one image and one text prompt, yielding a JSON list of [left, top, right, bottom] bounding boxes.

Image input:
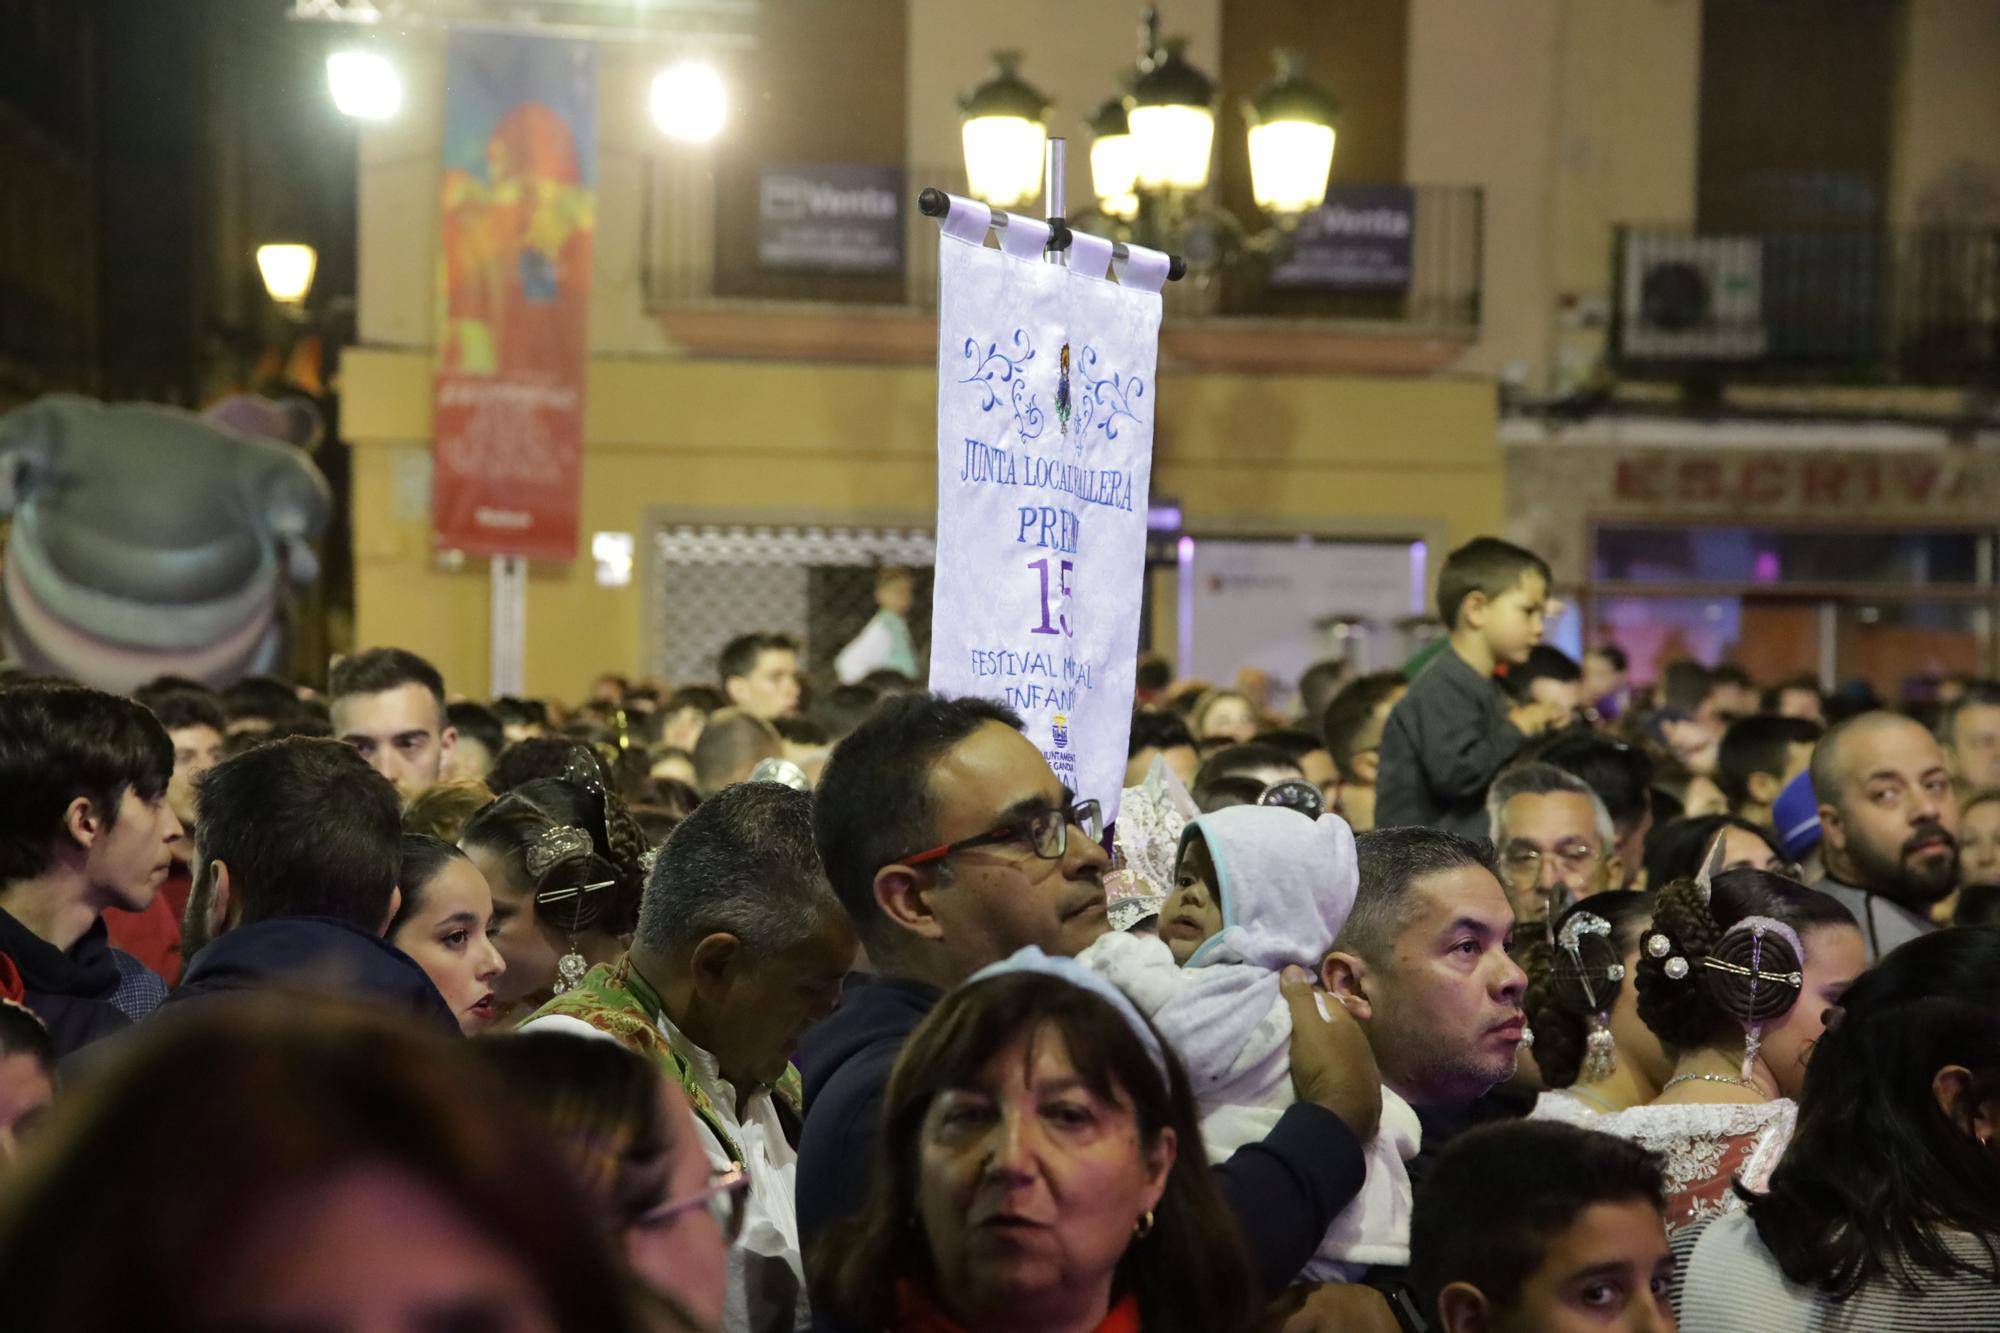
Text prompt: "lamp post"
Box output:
[[955, 8, 1343, 272]]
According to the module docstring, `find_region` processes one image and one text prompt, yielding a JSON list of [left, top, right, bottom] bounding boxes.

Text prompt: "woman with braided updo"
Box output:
[[461, 775, 651, 1026], [1591, 864, 1862, 1234], [1522, 891, 1673, 1120]]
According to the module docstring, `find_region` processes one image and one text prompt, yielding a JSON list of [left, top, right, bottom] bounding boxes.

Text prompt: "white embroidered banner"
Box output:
[[927, 195, 1166, 823]]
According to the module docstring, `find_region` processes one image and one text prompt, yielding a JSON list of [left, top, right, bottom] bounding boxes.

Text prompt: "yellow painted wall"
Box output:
[[1406, 0, 1701, 388], [345, 6, 1502, 702], [1892, 0, 2000, 226], [345, 348, 1497, 700]]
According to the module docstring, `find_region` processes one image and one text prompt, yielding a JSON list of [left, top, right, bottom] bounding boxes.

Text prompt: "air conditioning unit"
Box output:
[[1619, 235, 1768, 360]]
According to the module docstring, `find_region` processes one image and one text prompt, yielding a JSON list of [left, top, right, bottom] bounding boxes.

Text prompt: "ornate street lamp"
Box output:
[[1126, 36, 1215, 193], [1245, 50, 1338, 218], [1087, 96, 1140, 222], [958, 52, 1050, 210], [1074, 10, 1342, 267]]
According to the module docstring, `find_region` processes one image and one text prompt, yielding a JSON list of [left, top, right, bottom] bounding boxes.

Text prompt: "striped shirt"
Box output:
[[1677, 1208, 2000, 1332]]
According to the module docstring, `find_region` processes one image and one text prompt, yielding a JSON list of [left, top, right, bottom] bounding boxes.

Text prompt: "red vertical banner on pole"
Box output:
[[432, 32, 596, 560]]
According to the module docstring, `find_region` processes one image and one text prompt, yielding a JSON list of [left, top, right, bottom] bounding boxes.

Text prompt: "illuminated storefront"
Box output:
[[1509, 440, 2000, 698]]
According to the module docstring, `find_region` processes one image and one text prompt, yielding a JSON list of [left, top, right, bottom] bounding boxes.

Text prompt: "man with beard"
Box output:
[[1811, 711, 1953, 961]]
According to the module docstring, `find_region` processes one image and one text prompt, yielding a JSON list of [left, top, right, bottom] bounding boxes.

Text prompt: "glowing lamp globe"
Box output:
[[959, 53, 1050, 210], [1127, 38, 1215, 192], [256, 244, 317, 306], [327, 50, 402, 121], [1246, 52, 1339, 216], [650, 62, 727, 143]]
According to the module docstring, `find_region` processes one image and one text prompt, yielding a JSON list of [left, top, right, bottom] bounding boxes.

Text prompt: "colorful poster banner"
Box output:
[[927, 199, 1167, 821], [433, 33, 596, 560]]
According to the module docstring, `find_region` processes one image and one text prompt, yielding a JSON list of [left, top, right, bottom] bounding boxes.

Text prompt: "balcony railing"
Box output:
[[1610, 225, 2000, 385], [641, 155, 1482, 336]]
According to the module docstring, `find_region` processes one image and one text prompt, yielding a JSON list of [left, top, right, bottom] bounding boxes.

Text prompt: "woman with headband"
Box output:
[[811, 951, 1261, 1333], [1591, 863, 1863, 1234], [1522, 891, 1674, 1119]]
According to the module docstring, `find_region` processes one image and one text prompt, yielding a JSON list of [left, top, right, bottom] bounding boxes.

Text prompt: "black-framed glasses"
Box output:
[[639, 1164, 751, 1245], [895, 799, 1104, 870]]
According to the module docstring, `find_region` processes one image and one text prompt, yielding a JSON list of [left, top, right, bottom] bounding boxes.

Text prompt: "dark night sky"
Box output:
[[95, 0, 358, 402]]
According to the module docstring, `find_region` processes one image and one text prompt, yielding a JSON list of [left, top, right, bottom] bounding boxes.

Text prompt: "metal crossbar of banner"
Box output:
[[914, 140, 1188, 283]]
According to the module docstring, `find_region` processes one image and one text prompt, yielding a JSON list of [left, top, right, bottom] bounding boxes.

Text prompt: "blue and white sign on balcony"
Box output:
[[755, 162, 904, 273], [1271, 183, 1415, 292]]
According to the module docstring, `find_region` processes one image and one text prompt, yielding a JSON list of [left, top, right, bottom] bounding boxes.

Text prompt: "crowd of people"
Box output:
[[1, 533, 1998, 1332]]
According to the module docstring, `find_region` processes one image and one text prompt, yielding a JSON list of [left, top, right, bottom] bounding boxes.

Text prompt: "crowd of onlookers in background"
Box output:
[[1, 534, 1998, 1332]]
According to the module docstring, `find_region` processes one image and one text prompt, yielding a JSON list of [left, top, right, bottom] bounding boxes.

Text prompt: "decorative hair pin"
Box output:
[[1646, 930, 1690, 981], [525, 825, 594, 879], [1557, 911, 1621, 1083], [1557, 912, 1614, 1007], [1694, 831, 1729, 905], [534, 877, 617, 908], [1700, 916, 1806, 992], [561, 748, 609, 799]]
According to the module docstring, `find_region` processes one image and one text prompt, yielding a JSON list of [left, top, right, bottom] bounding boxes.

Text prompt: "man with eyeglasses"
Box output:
[[1485, 762, 1624, 930], [796, 692, 1385, 1305]]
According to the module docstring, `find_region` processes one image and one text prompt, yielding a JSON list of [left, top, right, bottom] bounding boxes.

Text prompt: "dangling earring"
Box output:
[[1132, 1210, 1154, 1240], [1582, 1012, 1619, 1083]]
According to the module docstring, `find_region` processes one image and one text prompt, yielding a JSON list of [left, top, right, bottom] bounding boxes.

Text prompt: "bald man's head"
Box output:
[[1814, 710, 1957, 907], [1812, 711, 1917, 797]]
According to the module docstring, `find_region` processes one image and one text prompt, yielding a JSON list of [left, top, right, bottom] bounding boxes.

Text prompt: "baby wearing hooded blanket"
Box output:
[[1080, 805, 1421, 1280]]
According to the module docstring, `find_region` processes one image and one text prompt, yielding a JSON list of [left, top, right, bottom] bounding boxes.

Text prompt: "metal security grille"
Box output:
[[648, 523, 936, 695]]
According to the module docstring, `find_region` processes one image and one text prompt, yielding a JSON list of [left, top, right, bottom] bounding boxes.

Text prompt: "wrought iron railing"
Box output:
[[641, 155, 1483, 334]]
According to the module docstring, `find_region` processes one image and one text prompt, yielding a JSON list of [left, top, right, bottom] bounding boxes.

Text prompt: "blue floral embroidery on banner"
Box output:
[[1072, 345, 1146, 451], [958, 330, 1044, 441]]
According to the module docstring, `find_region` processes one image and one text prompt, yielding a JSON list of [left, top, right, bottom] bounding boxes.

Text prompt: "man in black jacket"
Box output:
[[0, 686, 181, 1057], [167, 737, 453, 1029], [797, 692, 1382, 1301]]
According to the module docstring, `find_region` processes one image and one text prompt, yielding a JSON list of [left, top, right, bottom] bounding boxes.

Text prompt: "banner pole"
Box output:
[[1043, 136, 1066, 266], [490, 555, 526, 697]]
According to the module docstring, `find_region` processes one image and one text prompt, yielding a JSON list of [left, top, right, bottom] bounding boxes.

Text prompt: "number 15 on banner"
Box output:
[[1029, 558, 1073, 638]]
